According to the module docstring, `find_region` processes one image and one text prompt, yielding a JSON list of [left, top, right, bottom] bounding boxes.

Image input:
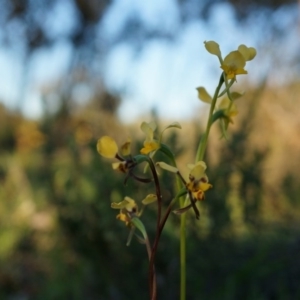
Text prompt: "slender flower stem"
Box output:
[[147, 164, 185, 300], [145, 236, 157, 300], [180, 198, 187, 300], [161, 155, 187, 300], [177, 73, 224, 300], [174, 165, 186, 300], [147, 157, 162, 300], [218, 78, 234, 98], [196, 73, 224, 162]]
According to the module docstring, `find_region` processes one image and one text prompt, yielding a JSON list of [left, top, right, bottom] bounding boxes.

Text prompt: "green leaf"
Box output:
[[131, 217, 148, 240], [126, 227, 136, 246], [159, 143, 176, 162]]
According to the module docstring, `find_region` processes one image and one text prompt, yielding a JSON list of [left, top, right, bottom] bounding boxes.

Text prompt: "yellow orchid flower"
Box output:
[[97, 136, 136, 174], [221, 50, 247, 80], [140, 121, 160, 155], [218, 97, 238, 123], [97, 136, 132, 159], [111, 196, 138, 226], [111, 196, 138, 212], [186, 161, 212, 201], [203, 41, 256, 80], [111, 194, 156, 226]]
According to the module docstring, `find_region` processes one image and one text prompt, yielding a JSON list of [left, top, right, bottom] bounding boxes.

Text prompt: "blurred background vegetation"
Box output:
[[0, 0, 300, 299]]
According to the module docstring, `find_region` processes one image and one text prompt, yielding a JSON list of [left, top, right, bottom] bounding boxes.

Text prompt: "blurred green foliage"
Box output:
[[0, 90, 300, 300]]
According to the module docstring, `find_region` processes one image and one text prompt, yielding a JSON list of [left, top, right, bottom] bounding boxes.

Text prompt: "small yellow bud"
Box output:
[[204, 41, 222, 58]]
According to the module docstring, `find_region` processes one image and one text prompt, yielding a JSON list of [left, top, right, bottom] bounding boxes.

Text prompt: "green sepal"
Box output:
[[211, 110, 226, 124], [162, 121, 182, 132], [131, 217, 148, 240], [173, 203, 193, 215], [229, 91, 244, 100], [135, 234, 146, 244], [219, 119, 229, 140], [126, 227, 136, 246]]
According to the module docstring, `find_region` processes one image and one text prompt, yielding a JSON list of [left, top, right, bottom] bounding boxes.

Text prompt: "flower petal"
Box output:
[[196, 87, 212, 104], [189, 161, 207, 180], [218, 97, 239, 119], [230, 91, 244, 100], [142, 194, 158, 205], [111, 197, 137, 212], [116, 212, 130, 223], [120, 138, 131, 156], [221, 50, 248, 79], [112, 161, 127, 173], [199, 182, 213, 192], [156, 161, 178, 173], [238, 45, 257, 61], [97, 136, 118, 158], [141, 121, 156, 141], [140, 140, 160, 155]]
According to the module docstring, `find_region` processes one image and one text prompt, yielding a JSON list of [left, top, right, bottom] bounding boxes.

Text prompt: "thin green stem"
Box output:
[[196, 73, 225, 162], [180, 197, 187, 300], [218, 78, 234, 98], [171, 164, 187, 300], [179, 74, 225, 298], [145, 236, 157, 300], [223, 76, 235, 101], [167, 157, 187, 300], [185, 73, 225, 300], [146, 157, 162, 300]]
